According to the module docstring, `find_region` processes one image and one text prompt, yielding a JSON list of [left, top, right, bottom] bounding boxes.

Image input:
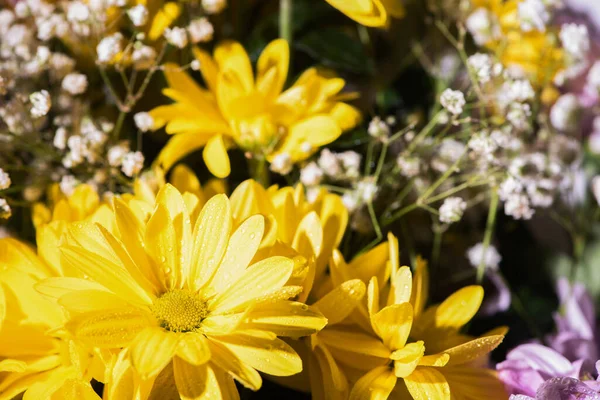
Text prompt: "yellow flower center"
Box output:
[[151, 290, 208, 333]]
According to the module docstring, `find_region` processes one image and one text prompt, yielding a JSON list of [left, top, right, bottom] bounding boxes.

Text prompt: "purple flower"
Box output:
[[509, 377, 600, 400]]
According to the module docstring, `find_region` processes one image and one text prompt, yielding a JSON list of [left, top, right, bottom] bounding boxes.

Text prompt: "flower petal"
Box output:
[[203, 135, 231, 178], [276, 116, 342, 162], [131, 327, 179, 379], [392, 266, 412, 305], [391, 341, 425, 378], [313, 279, 366, 325], [176, 333, 211, 366], [444, 335, 504, 366], [404, 367, 451, 400], [207, 339, 262, 390], [157, 133, 213, 171], [243, 301, 327, 337], [209, 256, 293, 313], [371, 303, 413, 351], [256, 39, 289, 103], [349, 366, 397, 400], [435, 286, 483, 329]]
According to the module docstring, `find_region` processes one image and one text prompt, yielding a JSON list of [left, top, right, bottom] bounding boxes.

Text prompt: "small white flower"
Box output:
[[300, 162, 323, 186], [467, 53, 493, 83], [202, 0, 227, 14], [466, 8, 501, 45], [440, 88, 466, 116], [468, 131, 497, 161], [97, 33, 123, 63], [506, 79, 535, 103], [164, 27, 188, 48], [560, 23, 590, 59], [134, 112, 154, 132], [356, 178, 378, 203], [0, 199, 11, 219], [550, 93, 580, 131], [506, 103, 532, 131], [59, 175, 78, 196], [318, 149, 342, 177], [396, 156, 420, 177], [107, 142, 129, 167], [67, 1, 90, 23], [518, 0, 549, 32], [467, 243, 501, 270], [439, 197, 467, 224], [270, 153, 293, 175], [504, 193, 535, 219], [592, 176, 600, 206], [121, 151, 144, 177], [342, 192, 360, 212], [132, 45, 157, 70], [338, 151, 362, 178], [368, 116, 390, 139], [300, 141, 313, 153], [61, 73, 88, 95], [30, 90, 51, 118], [127, 4, 148, 27], [190, 60, 201, 71], [188, 17, 213, 43], [0, 10, 15, 36], [0, 169, 11, 190]]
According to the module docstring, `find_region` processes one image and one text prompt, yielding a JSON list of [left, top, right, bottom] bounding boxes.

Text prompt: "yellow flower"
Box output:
[[470, 0, 563, 86], [37, 186, 327, 398], [150, 39, 362, 177], [0, 238, 103, 399], [324, 0, 405, 27], [311, 233, 506, 400]]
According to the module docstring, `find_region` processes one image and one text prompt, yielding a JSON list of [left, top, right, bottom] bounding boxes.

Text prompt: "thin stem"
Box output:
[[367, 201, 383, 241], [112, 111, 126, 141], [406, 111, 442, 154], [477, 188, 499, 283], [279, 0, 293, 44], [374, 142, 389, 181], [250, 157, 270, 187]]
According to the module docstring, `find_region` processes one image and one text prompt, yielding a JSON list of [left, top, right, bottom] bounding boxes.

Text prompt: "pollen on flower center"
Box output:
[[150, 290, 208, 333]]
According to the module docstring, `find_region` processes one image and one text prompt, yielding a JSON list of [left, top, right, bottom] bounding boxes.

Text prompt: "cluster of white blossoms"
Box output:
[[440, 88, 466, 116]]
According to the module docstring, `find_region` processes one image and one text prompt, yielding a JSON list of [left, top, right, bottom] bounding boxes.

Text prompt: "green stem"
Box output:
[[113, 111, 126, 141], [250, 157, 270, 187], [477, 188, 499, 283], [570, 233, 586, 283], [279, 0, 293, 45]]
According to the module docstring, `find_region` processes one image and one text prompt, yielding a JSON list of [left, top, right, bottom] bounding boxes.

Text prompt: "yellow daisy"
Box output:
[[324, 0, 405, 27], [37, 186, 327, 398], [314, 233, 506, 400], [149, 39, 362, 178], [0, 238, 103, 399]]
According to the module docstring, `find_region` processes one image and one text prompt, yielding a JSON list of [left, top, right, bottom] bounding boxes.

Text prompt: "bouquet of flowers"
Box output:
[[1, 0, 600, 398]]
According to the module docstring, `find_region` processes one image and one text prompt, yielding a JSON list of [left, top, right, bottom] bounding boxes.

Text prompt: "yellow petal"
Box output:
[[131, 327, 179, 379], [410, 256, 429, 318], [349, 366, 397, 400], [371, 303, 413, 351], [207, 339, 262, 391], [313, 279, 366, 325], [190, 194, 232, 290], [444, 335, 504, 366], [60, 245, 153, 306], [243, 301, 327, 337], [391, 341, 424, 378], [318, 328, 391, 360], [380, 0, 405, 17], [145, 204, 181, 290], [404, 368, 451, 400], [58, 290, 130, 314], [276, 116, 342, 162], [203, 135, 231, 178], [208, 215, 264, 294], [419, 353, 450, 367], [176, 333, 211, 366], [213, 41, 254, 93], [172, 358, 210, 400], [256, 39, 289, 103], [148, 2, 181, 40], [435, 286, 483, 329], [161, 63, 209, 104], [66, 308, 152, 348], [392, 266, 412, 305], [326, 0, 388, 27], [157, 133, 213, 172], [50, 378, 99, 400], [292, 211, 323, 260], [211, 333, 302, 376], [192, 47, 218, 93], [368, 277, 380, 316], [23, 367, 77, 400], [170, 164, 204, 200], [440, 366, 507, 400], [35, 277, 108, 300], [329, 102, 362, 131], [209, 256, 293, 313]]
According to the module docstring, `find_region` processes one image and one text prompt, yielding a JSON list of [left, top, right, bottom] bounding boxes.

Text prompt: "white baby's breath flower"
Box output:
[[53, 127, 68, 150], [0, 199, 11, 219], [504, 193, 535, 219], [467, 243, 501, 270], [342, 192, 360, 212], [202, 0, 227, 14], [0, 10, 15, 35], [318, 149, 342, 177], [59, 175, 78, 196], [61, 72, 88, 95], [506, 79, 535, 103], [466, 8, 501, 45], [190, 60, 201, 71], [107, 142, 129, 167], [134, 112, 154, 132], [127, 4, 148, 27], [164, 27, 188, 48], [132, 45, 156, 70], [506, 103, 532, 131], [67, 2, 90, 23], [550, 93, 580, 131], [0, 169, 11, 190], [97, 33, 123, 64], [518, 0, 549, 32], [440, 88, 465, 115], [560, 23, 590, 59], [368, 116, 390, 139], [356, 178, 378, 203], [338, 151, 361, 179], [188, 17, 213, 43], [396, 156, 420, 177], [30, 90, 51, 117], [439, 197, 467, 224], [121, 151, 144, 177], [467, 53, 493, 83], [270, 152, 293, 175], [300, 162, 323, 186]]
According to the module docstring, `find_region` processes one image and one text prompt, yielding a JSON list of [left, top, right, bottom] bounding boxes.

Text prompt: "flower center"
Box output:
[[151, 290, 208, 333]]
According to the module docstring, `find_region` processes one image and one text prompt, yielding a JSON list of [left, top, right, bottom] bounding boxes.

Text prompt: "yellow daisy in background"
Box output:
[[0, 239, 103, 399], [150, 39, 362, 178], [324, 0, 405, 27], [37, 187, 327, 398], [313, 234, 507, 400]]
